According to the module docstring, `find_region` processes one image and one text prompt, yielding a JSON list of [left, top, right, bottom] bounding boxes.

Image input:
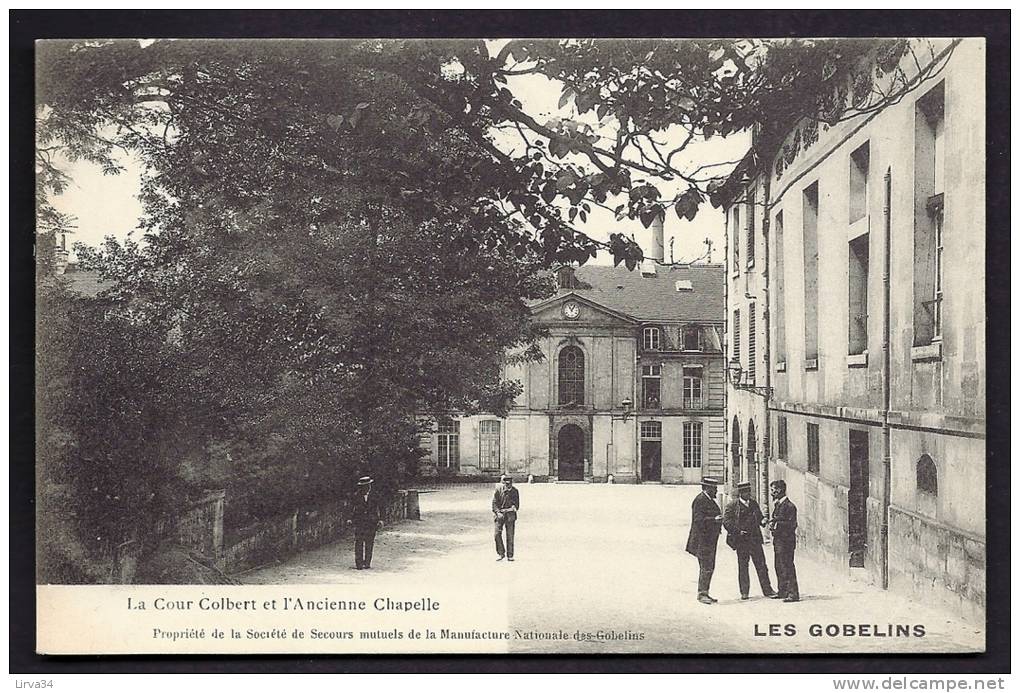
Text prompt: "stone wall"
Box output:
[[888, 505, 985, 624], [109, 490, 420, 582], [221, 490, 420, 574]]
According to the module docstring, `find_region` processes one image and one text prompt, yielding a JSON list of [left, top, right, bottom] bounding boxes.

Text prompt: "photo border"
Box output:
[[10, 8, 1010, 674]]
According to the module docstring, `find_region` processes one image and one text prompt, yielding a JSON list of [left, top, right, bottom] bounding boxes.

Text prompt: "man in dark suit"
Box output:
[[723, 481, 779, 600], [492, 474, 520, 562], [350, 476, 383, 570], [685, 477, 723, 604], [768, 479, 800, 602]]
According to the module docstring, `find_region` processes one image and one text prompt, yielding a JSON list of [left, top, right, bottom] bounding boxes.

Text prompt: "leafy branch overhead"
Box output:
[[37, 38, 944, 271]]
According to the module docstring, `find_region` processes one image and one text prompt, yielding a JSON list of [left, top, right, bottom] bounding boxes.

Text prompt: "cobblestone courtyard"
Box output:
[[241, 483, 984, 654]]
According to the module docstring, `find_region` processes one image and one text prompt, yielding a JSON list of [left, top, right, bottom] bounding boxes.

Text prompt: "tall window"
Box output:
[[642, 364, 661, 409], [849, 142, 870, 224], [683, 422, 703, 468], [643, 326, 661, 351], [807, 423, 820, 475], [913, 82, 946, 346], [803, 183, 820, 363], [682, 366, 703, 409], [479, 420, 501, 472], [774, 210, 786, 363], [748, 302, 757, 383], [683, 325, 702, 351], [746, 186, 756, 267], [437, 418, 460, 469], [558, 346, 585, 406], [777, 416, 788, 459], [731, 205, 741, 272], [732, 309, 741, 365], [848, 233, 870, 355]]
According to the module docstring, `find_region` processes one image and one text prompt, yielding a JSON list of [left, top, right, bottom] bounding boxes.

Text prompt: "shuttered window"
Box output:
[[748, 302, 756, 383]]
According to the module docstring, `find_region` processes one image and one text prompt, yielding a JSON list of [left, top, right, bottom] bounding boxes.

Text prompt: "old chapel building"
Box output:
[[420, 219, 726, 484], [718, 39, 984, 619]]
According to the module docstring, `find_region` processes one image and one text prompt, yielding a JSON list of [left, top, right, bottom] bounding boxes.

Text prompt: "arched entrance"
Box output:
[[746, 421, 758, 500], [730, 417, 742, 486], [557, 424, 585, 481]]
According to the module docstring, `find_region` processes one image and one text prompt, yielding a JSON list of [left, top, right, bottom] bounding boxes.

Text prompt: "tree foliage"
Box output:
[[35, 37, 948, 579]]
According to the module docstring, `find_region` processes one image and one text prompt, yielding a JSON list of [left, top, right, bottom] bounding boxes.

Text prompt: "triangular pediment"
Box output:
[[530, 292, 637, 326]]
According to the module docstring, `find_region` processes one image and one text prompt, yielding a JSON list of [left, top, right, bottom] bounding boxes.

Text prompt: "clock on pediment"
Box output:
[[562, 301, 581, 320]]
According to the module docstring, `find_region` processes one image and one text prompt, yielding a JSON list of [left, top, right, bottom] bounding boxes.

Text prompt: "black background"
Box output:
[[10, 9, 1010, 674]]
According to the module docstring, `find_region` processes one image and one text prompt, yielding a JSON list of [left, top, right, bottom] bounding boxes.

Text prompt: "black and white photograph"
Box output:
[[23, 17, 1001, 664]]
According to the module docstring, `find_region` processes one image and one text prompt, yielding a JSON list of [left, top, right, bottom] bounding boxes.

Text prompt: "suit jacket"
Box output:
[[492, 485, 520, 515], [351, 491, 381, 531], [770, 496, 798, 544], [685, 492, 722, 557], [723, 498, 766, 549]]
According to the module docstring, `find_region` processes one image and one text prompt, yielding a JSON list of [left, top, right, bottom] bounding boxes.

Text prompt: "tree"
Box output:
[[35, 37, 948, 579]]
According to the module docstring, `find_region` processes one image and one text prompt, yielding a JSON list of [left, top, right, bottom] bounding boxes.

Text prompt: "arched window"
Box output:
[[917, 454, 938, 496], [558, 346, 585, 406]]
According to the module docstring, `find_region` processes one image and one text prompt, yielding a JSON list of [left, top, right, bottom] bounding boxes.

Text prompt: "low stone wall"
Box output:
[[888, 505, 985, 623], [107, 490, 420, 582], [221, 491, 420, 574]]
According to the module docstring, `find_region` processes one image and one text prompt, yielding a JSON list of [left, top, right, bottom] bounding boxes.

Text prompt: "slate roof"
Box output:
[[535, 263, 725, 323]]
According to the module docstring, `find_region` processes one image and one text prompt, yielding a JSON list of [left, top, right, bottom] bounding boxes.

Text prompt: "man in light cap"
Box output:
[[350, 476, 383, 570], [685, 477, 724, 604], [723, 481, 778, 600], [492, 474, 520, 561]]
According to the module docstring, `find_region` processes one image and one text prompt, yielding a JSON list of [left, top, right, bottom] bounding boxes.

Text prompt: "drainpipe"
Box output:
[[761, 170, 773, 519], [880, 167, 892, 590], [722, 202, 730, 485]]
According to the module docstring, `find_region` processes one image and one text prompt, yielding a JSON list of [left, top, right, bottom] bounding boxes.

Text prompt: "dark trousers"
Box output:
[[696, 546, 717, 596], [736, 543, 775, 596], [494, 513, 516, 558], [774, 540, 800, 599], [354, 528, 376, 568]]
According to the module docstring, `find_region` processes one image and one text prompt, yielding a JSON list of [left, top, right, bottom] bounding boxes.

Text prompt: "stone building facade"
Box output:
[[718, 39, 985, 619], [421, 222, 726, 484]]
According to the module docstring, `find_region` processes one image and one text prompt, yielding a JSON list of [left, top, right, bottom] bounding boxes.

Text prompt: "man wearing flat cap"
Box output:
[[723, 482, 779, 600], [350, 476, 383, 570], [492, 474, 520, 561], [685, 477, 724, 604]]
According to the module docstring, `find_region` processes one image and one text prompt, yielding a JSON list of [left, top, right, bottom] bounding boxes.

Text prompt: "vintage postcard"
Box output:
[[34, 35, 986, 655]]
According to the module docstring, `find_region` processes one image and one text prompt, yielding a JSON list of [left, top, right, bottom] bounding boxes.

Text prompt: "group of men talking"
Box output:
[[350, 471, 800, 607], [685, 477, 800, 604]]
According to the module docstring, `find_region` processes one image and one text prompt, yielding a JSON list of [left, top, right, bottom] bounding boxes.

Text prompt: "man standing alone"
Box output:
[[492, 474, 519, 562], [685, 477, 723, 604], [768, 479, 800, 602], [723, 481, 778, 600], [350, 476, 383, 570]]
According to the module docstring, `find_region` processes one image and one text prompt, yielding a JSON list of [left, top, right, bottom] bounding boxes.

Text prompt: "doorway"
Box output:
[[641, 443, 662, 481], [640, 420, 662, 481], [557, 424, 585, 481], [848, 429, 870, 568]]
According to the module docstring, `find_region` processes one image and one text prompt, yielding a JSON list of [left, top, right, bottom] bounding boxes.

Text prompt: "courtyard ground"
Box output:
[[241, 483, 984, 654]]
